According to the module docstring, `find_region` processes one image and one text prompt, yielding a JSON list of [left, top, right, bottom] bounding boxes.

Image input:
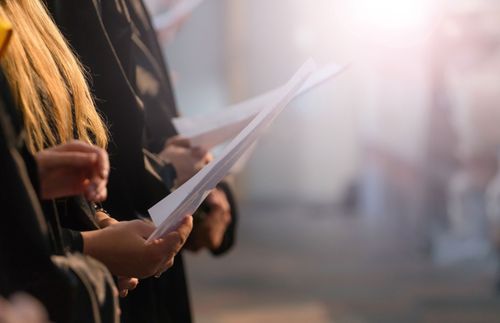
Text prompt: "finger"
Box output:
[[154, 256, 175, 278], [167, 136, 191, 148], [93, 147, 110, 179], [191, 147, 208, 159], [41, 151, 98, 169], [50, 140, 101, 154], [217, 191, 231, 212], [94, 186, 108, 202], [84, 182, 97, 201], [204, 190, 229, 212], [173, 215, 193, 242], [95, 181, 108, 201], [86, 186, 107, 203], [205, 152, 214, 164], [151, 216, 193, 255], [129, 220, 156, 239], [118, 277, 139, 291], [147, 216, 194, 275], [87, 177, 108, 202], [223, 211, 232, 225], [84, 178, 103, 201], [213, 189, 230, 210], [207, 234, 223, 250], [206, 207, 225, 221], [50, 141, 109, 178], [148, 239, 177, 277], [204, 192, 216, 205], [127, 278, 139, 291]]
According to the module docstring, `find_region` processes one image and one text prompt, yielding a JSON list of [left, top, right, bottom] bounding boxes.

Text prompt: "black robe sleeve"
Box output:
[[0, 53, 119, 323], [0, 73, 95, 323], [124, 0, 238, 254], [47, 0, 169, 221]]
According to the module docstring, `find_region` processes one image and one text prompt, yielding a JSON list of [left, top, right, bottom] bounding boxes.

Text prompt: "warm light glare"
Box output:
[[346, 0, 434, 45]]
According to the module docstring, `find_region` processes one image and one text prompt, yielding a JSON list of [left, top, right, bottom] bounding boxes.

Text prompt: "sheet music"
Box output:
[[173, 63, 347, 150], [146, 59, 317, 242]]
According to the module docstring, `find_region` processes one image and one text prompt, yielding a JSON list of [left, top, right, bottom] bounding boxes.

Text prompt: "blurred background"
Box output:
[[146, 0, 500, 322]]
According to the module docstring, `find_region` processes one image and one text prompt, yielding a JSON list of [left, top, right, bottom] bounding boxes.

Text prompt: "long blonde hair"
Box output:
[[0, 0, 108, 153]]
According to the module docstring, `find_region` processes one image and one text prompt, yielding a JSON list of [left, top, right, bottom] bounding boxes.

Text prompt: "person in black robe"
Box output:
[[124, 0, 238, 255], [0, 66, 120, 323], [46, 1, 238, 322], [112, 2, 239, 322]]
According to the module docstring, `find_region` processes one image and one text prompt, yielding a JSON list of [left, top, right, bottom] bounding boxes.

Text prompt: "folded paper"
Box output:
[[147, 59, 317, 242]]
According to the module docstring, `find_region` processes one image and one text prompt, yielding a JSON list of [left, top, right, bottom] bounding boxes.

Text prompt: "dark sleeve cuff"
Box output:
[[23, 149, 42, 197], [211, 182, 238, 256], [61, 229, 84, 253]]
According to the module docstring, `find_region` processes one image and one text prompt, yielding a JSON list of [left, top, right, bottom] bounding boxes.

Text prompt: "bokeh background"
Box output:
[[146, 0, 500, 322]]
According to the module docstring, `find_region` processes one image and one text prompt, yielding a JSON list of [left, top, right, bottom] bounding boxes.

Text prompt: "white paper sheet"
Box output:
[[173, 63, 347, 150], [152, 0, 205, 32], [146, 59, 317, 242]]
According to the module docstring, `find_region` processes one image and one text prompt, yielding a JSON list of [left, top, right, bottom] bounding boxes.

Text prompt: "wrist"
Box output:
[[81, 230, 98, 257]]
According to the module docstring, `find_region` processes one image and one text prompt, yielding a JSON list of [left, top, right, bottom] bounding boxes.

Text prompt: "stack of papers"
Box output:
[[173, 63, 347, 150], [147, 59, 317, 241]]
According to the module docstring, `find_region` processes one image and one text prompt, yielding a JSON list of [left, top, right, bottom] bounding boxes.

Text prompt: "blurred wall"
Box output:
[[161, 0, 432, 204]]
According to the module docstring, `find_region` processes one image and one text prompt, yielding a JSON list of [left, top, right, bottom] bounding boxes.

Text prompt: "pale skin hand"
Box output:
[[81, 216, 193, 279], [35, 140, 109, 202], [95, 212, 139, 297], [186, 188, 232, 252], [158, 136, 212, 186]]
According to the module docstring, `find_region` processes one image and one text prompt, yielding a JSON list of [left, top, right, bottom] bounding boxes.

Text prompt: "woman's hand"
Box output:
[[35, 140, 109, 201], [186, 188, 232, 252], [158, 136, 212, 186], [82, 216, 193, 279], [95, 212, 138, 297]]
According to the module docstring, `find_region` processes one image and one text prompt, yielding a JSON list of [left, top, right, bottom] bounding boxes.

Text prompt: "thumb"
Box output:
[[167, 136, 191, 148], [191, 146, 207, 157], [128, 220, 156, 239], [172, 215, 193, 243]]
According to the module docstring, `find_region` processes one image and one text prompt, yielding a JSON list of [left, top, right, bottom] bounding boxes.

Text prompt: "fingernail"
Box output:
[[87, 183, 97, 193]]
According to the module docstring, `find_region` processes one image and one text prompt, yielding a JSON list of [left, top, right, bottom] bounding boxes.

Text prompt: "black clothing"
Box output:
[[47, 1, 237, 322], [122, 0, 238, 256], [47, 0, 168, 220], [47, 2, 180, 322], [0, 70, 119, 323]]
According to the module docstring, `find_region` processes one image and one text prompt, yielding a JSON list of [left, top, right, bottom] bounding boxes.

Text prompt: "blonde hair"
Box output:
[[0, 0, 108, 153]]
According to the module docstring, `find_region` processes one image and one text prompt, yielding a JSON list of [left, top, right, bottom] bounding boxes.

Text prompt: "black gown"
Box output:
[[47, 1, 237, 322], [122, 0, 238, 257], [0, 69, 119, 323], [106, 4, 240, 321]]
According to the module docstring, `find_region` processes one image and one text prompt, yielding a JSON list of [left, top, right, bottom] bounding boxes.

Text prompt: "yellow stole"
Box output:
[[0, 19, 12, 59]]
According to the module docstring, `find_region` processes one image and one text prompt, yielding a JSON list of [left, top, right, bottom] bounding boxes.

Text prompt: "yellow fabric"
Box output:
[[0, 19, 12, 59]]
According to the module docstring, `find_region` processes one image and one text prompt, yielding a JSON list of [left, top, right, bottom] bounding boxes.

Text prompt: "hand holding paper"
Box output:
[[147, 59, 318, 242]]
